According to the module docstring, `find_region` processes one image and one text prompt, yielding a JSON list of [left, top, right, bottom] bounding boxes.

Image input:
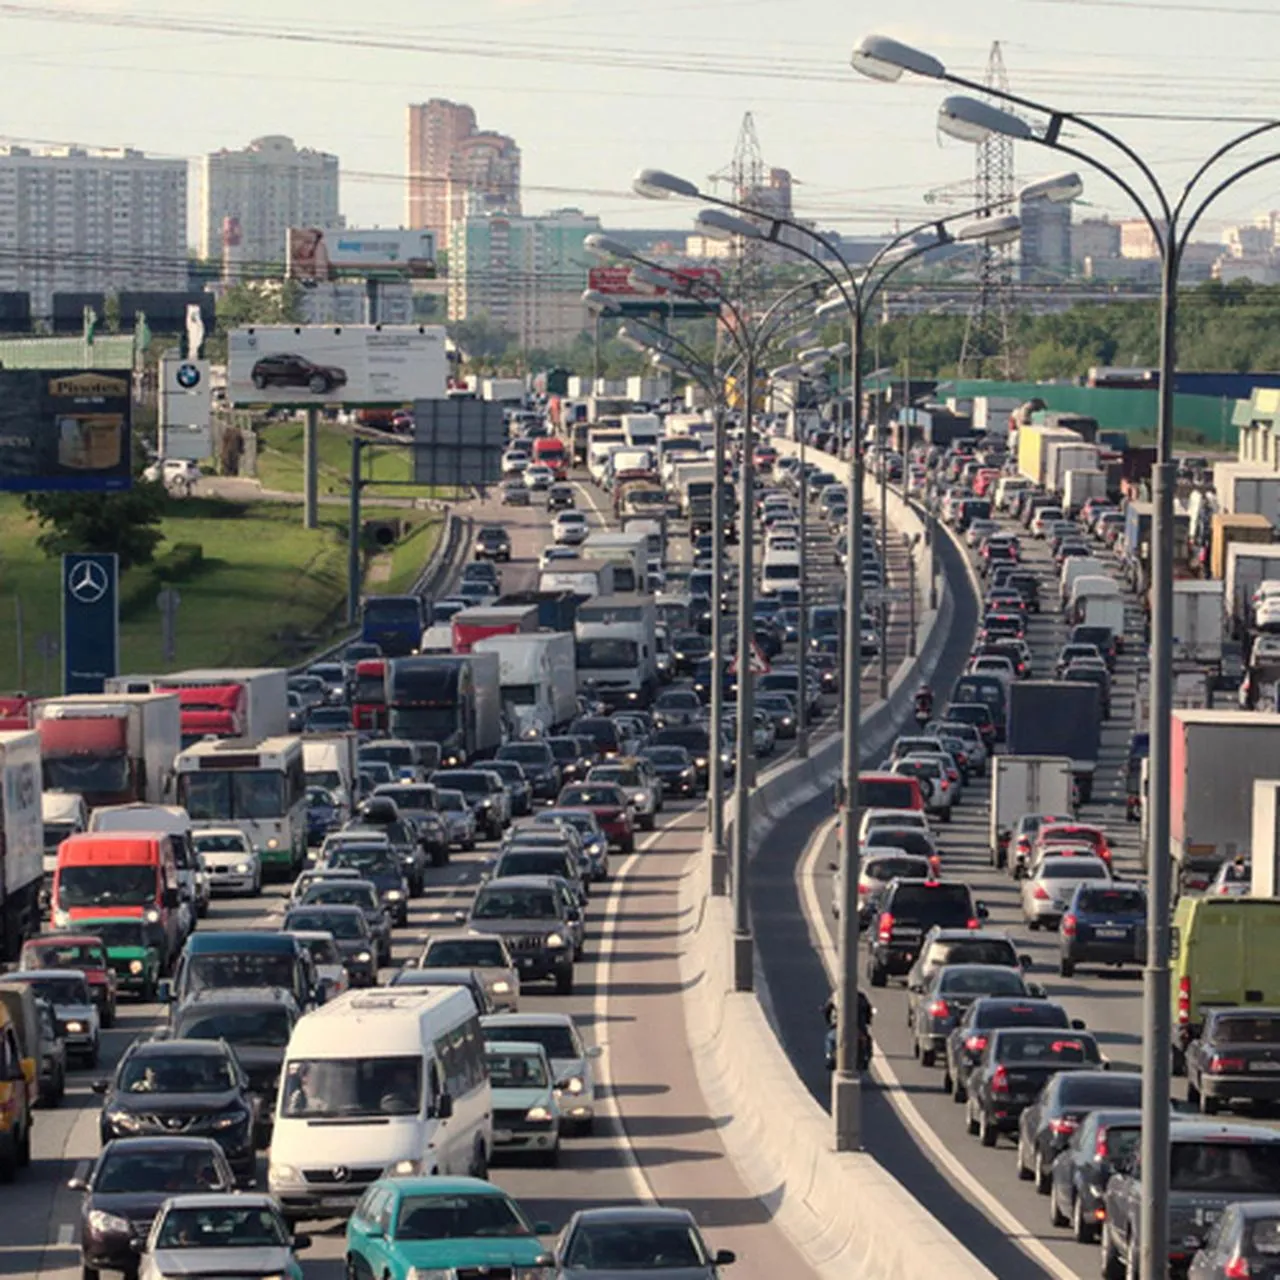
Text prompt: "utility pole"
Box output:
[[303, 407, 320, 529]]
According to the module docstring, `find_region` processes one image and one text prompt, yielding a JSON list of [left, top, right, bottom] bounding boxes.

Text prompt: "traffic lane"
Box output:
[[468, 485, 548, 595]]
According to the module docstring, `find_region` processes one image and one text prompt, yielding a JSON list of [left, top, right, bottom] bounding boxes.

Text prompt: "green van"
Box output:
[[1171, 895, 1280, 1071]]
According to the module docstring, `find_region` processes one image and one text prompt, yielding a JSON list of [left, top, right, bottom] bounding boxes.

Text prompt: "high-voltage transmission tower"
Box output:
[[709, 112, 769, 310], [958, 41, 1016, 378]]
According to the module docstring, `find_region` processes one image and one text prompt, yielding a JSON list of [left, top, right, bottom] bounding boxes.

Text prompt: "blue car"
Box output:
[[305, 788, 341, 846], [1059, 880, 1146, 978]]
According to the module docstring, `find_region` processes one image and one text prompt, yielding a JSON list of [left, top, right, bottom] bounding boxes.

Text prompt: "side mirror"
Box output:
[[292, 1233, 312, 1251], [1019, 954, 1033, 970], [976, 903, 990, 919], [453, 911, 467, 925], [1071, 1018, 1087, 1030], [534, 1240, 554, 1254], [586, 1045, 602, 1059], [363, 1223, 384, 1239], [436, 1092, 454, 1120], [1169, 927, 1181, 961], [91, 1078, 110, 1095], [714, 1249, 737, 1265], [828, 860, 839, 873], [129, 1237, 147, 1253], [67, 1175, 87, 1190], [1027, 983, 1047, 999]]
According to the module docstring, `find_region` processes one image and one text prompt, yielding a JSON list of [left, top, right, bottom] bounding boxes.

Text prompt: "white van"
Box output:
[[87, 803, 206, 923], [1060, 557, 1107, 610], [760, 549, 802, 596], [268, 987, 492, 1219], [42, 791, 88, 879], [1068, 574, 1122, 625]]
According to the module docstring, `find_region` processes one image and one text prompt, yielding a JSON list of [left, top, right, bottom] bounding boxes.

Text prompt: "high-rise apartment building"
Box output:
[[406, 100, 520, 248], [448, 208, 597, 349], [1070, 217, 1122, 271], [200, 135, 340, 268], [0, 145, 186, 320], [1018, 194, 1072, 283]]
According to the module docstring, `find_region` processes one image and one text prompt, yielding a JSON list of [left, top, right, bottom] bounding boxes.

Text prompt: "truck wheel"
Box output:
[[555, 967, 574, 996], [868, 964, 887, 989], [979, 1109, 998, 1147], [1059, 958, 1075, 978]]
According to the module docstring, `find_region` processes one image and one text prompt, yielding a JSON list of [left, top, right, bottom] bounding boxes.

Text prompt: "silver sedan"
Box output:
[[1020, 855, 1111, 931]]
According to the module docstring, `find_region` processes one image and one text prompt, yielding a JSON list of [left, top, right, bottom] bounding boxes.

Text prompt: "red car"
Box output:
[[1035, 822, 1112, 868], [19, 933, 118, 1027], [556, 782, 635, 853]]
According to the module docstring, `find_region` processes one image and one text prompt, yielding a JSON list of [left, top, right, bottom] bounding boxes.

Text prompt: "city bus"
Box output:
[[174, 736, 307, 879]]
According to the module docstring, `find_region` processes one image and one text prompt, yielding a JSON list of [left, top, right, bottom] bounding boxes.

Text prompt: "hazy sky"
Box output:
[[3, 0, 1278, 245]]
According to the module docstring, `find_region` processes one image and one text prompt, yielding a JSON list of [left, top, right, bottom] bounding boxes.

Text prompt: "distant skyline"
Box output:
[[3, 0, 1279, 248]]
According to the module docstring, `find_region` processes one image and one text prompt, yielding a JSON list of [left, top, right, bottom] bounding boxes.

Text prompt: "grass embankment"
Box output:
[[0, 494, 442, 695], [255, 419, 461, 501]]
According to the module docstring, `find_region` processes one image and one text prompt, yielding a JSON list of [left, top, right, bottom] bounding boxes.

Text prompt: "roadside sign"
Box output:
[[728, 640, 771, 676], [62, 553, 119, 693]]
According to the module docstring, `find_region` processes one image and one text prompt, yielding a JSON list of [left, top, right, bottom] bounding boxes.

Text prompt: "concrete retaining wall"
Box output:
[[679, 447, 994, 1279]]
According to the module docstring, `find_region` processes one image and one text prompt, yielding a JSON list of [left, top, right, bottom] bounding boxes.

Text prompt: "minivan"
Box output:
[[88, 803, 206, 922], [268, 987, 492, 1219], [162, 931, 319, 1015]]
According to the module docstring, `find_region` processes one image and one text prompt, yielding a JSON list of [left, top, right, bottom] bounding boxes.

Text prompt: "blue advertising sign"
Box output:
[[0, 369, 133, 492], [62, 553, 119, 694]]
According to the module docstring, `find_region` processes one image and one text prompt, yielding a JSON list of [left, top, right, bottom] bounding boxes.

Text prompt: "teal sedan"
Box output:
[[345, 1176, 553, 1279]]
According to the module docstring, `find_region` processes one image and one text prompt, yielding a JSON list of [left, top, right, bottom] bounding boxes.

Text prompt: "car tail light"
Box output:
[[964, 1034, 988, 1053], [1061, 913, 1077, 937], [991, 1065, 1010, 1095], [1049, 1117, 1078, 1136], [1224, 1257, 1251, 1278], [1177, 975, 1191, 1025], [928, 999, 950, 1019], [1033, 885, 1050, 900], [877, 912, 894, 943], [1094, 1130, 1109, 1160], [966, 917, 980, 930], [1209, 1055, 1246, 1073]]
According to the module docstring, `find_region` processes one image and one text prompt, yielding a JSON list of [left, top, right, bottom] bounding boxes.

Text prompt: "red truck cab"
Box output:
[[177, 684, 246, 742], [533, 436, 568, 478], [351, 659, 388, 733]]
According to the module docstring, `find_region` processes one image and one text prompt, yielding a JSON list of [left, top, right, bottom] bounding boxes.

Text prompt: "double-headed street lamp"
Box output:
[[853, 34, 1280, 1271]]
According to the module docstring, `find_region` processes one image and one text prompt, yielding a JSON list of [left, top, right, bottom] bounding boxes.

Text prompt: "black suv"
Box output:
[[94, 1040, 258, 1184], [474, 527, 512, 562], [250, 352, 347, 394], [866, 879, 988, 987], [168, 987, 300, 1141], [464, 874, 578, 994], [497, 740, 562, 801]]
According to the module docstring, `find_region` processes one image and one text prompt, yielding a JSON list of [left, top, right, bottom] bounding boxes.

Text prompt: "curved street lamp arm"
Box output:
[[603, 240, 750, 339], [1174, 121, 1280, 225], [861, 236, 962, 315], [621, 312, 721, 375], [1180, 151, 1280, 258], [938, 67, 1172, 226]]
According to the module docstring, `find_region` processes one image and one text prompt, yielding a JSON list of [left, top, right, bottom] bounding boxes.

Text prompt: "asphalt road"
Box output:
[[13, 453, 917, 1280]]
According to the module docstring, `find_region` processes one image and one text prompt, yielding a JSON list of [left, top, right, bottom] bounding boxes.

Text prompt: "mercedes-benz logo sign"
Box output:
[[68, 560, 110, 605], [330, 1166, 349, 1183], [175, 362, 201, 389]]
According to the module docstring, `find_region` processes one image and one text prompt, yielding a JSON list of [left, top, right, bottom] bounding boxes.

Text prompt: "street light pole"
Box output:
[[709, 399, 728, 883], [797, 409, 810, 758]]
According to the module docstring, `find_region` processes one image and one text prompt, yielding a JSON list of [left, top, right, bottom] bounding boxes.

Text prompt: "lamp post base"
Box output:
[[796, 730, 810, 760], [732, 931, 754, 992], [710, 849, 729, 897], [831, 1070, 862, 1151]]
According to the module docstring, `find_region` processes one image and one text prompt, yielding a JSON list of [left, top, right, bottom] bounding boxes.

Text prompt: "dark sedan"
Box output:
[[1189, 1200, 1280, 1280], [640, 744, 701, 798], [72, 1137, 236, 1279], [1047, 1108, 1142, 1243], [1059, 881, 1146, 977], [909, 964, 1036, 1067], [1186, 1009, 1280, 1115], [964, 1028, 1105, 1147], [553, 1204, 735, 1277], [944, 996, 1083, 1100], [282, 905, 377, 987], [1016, 1069, 1141, 1192]]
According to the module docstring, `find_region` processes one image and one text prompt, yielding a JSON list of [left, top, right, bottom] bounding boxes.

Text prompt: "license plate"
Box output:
[[494, 1128, 514, 1142], [1250, 1061, 1280, 1072], [895, 930, 922, 942], [1096, 927, 1127, 938]]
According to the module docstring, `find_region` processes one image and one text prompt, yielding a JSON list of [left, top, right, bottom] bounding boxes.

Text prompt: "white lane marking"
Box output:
[[55, 1223, 75, 1247], [592, 805, 708, 1205], [799, 812, 1080, 1280]]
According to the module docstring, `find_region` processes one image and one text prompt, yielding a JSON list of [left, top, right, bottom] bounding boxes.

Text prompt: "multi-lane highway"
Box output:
[[13, 444, 917, 1280]]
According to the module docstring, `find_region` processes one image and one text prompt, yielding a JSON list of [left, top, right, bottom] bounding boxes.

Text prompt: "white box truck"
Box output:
[[574, 595, 658, 709], [988, 755, 1074, 870], [1171, 580, 1225, 666], [473, 632, 577, 737], [302, 734, 360, 818], [0, 732, 43, 961], [1063, 469, 1108, 517], [1226, 543, 1280, 623], [1047, 443, 1101, 497]]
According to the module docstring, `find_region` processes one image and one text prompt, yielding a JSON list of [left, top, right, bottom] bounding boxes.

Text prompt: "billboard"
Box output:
[[412, 399, 505, 488], [287, 227, 436, 281], [588, 265, 722, 295], [51, 293, 104, 334], [118, 291, 216, 334], [227, 325, 448, 407], [0, 370, 132, 492], [159, 357, 212, 461], [0, 293, 31, 334], [63, 553, 119, 694]]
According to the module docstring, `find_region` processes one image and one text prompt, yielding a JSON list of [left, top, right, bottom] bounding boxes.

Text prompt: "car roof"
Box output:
[[1167, 1120, 1280, 1143], [926, 928, 1014, 944], [174, 986, 299, 1010], [24, 934, 104, 947], [100, 1135, 228, 1158], [183, 932, 298, 954], [157, 1192, 278, 1210], [131, 1039, 231, 1058], [478, 874, 565, 889], [10, 968, 91, 982], [571, 1205, 697, 1226]]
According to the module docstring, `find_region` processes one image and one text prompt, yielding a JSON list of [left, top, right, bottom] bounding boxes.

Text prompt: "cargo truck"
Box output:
[[482, 377, 525, 404], [473, 632, 577, 737], [350, 658, 388, 733], [106, 668, 289, 746], [1170, 709, 1280, 888], [301, 734, 360, 818], [493, 590, 579, 633], [1047, 443, 1101, 496], [1225, 542, 1280, 622], [988, 755, 1075, 870], [1017, 425, 1081, 486], [450, 605, 539, 655], [0, 732, 43, 960], [581, 532, 649, 594], [621, 516, 667, 562], [1007, 682, 1102, 803], [1211, 512, 1273, 582], [537, 560, 616, 602], [1170, 580, 1225, 667], [33, 694, 180, 808], [360, 594, 424, 658], [1212, 461, 1280, 527], [574, 594, 658, 709], [1063, 469, 1108, 517], [385, 653, 502, 766]]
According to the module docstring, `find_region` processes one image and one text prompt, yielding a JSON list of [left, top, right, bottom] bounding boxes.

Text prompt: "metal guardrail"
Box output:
[[288, 510, 472, 674]]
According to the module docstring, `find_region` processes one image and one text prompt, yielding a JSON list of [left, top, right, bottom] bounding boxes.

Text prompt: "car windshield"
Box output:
[[933, 940, 1015, 967], [1170, 1142, 1280, 1194], [865, 830, 935, 858], [939, 969, 1025, 995], [540, 812, 598, 836], [864, 856, 930, 881], [394, 1192, 532, 1241], [500, 745, 550, 765], [328, 847, 399, 875], [302, 884, 377, 910], [472, 888, 558, 920], [26, 941, 106, 970], [564, 1221, 708, 1269], [186, 952, 296, 994], [1078, 887, 1144, 913], [1040, 860, 1108, 880], [995, 1034, 1099, 1064], [15, 975, 89, 1004], [1057, 1076, 1143, 1107], [281, 1055, 422, 1118], [644, 748, 689, 766], [485, 1049, 548, 1088], [425, 939, 506, 967], [498, 853, 570, 879], [977, 1002, 1070, 1029], [175, 1008, 292, 1047], [57, 864, 155, 908], [437, 791, 466, 812], [80, 920, 148, 949], [860, 778, 918, 809], [486, 1022, 578, 1058], [295, 935, 341, 965], [1215, 1016, 1280, 1044], [155, 1205, 288, 1249], [560, 787, 621, 807], [193, 834, 249, 855], [95, 1148, 225, 1194], [120, 1052, 236, 1093]]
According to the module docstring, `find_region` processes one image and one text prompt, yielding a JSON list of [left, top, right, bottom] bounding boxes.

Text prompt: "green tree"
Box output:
[[23, 480, 168, 570]]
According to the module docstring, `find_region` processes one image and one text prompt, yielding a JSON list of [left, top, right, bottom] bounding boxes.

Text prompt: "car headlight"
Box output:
[[632, 791, 648, 805], [129, 959, 144, 974], [680, 768, 694, 780], [491, 980, 511, 994], [545, 933, 566, 949], [235, 862, 251, 874], [143, 907, 160, 923], [212, 1107, 249, 1131], [52, 908, 70, 927], [269, 1163, 300, 1184], [480, 798, 492, 808], [105, 1107, 144, 1132], [694, 756, 708, 767], [87, 1209, 131, 1235], [558, 1074, 585, 1095], [354, 951, 372, 963], [266, 837, 280, 850], [385, 889, 405, 901], [407, 1269, 457, 1280], [525, 1105, 553, 1122], [64, 1020, 85, 1034], [386, 1158, 424, 1176]]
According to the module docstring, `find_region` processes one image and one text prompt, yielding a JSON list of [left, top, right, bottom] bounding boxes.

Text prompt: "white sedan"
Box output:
[[192, 828, 262, 895], [553, 511, 590, 545]]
